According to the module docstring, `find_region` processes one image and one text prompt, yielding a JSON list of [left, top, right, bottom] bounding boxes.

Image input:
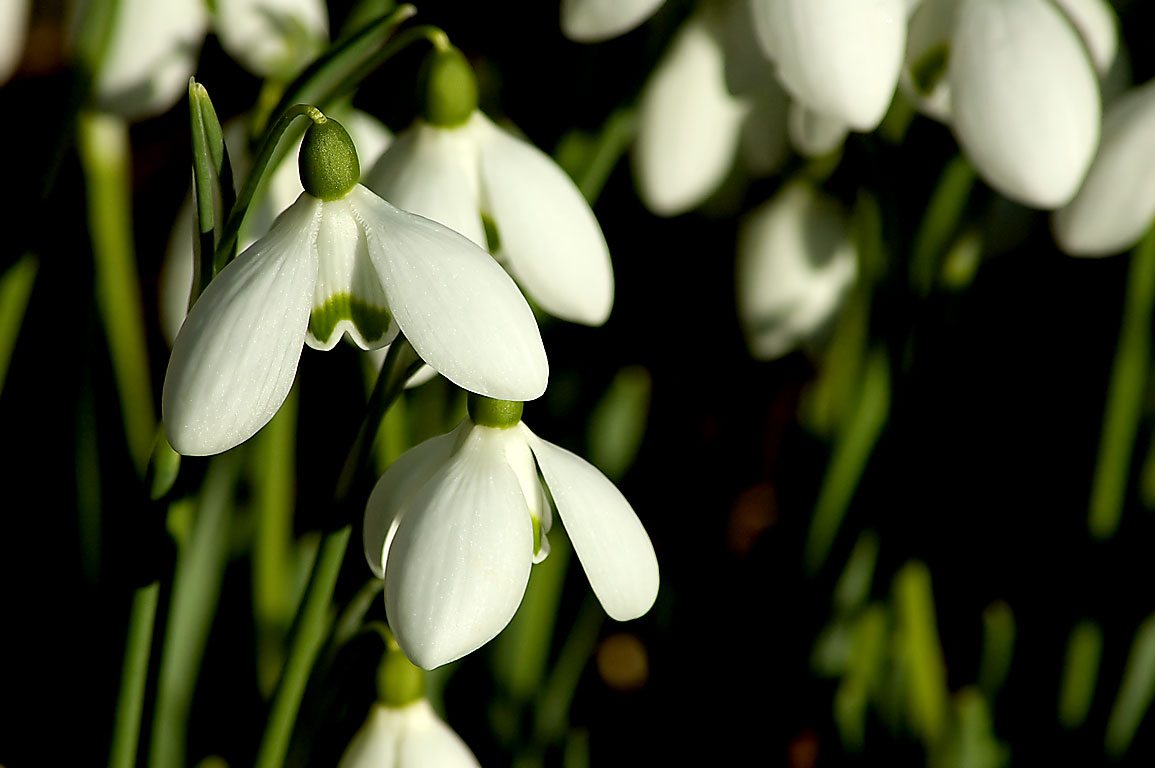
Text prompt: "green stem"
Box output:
[[1088, 225, 1155, 540], [77, 111, 155, 475], [108, 582, 159, 768], [253, 338, 420, 768]]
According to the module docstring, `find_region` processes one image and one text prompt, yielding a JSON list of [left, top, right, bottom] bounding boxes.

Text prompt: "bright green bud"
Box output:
[[419, 46, 478, 127], [468, 394, 523, 429], [376, 647, 425, 707], [299, 117, 360, 200]]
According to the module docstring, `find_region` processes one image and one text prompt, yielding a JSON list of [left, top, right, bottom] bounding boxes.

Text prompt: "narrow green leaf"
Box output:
[[940, 688, 1009, 768], [108, 583, 159, 768], [977, 601, 1015, 701], [834, 530, 880, 614], [0, 254, 37, 397], [1058, 619, 1103, 729], [1089, 225, 1155, 539], [895, 560, 949, 749], [586, 365, 651, 481], [909, 156, 976, 296], [805, 348, 890, 573], [1105, 614, 1155, 758]]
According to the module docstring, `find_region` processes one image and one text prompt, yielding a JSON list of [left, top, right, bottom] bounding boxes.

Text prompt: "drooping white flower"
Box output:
[[0, 0, 29, 85], [363, 396, 659, 670], [163, 116, 548, 456], [367, 47, 613, 326], [751, 0, 906, 132], [94, 0, 208, 119], [736, 180, 857, 360], [787, 102, 848, 159], [1052, 80, 1155, 257], [560, 0, 666, 42], [338, 701, 480, 768], [633, 0, 788, 216], [213, 0, 329, 78], [948, 0, 1100, 209]]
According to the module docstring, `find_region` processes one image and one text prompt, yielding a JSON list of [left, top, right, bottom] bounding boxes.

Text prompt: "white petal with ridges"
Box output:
[[476, 116, 614, 326], [752, 0, 905, 131], [633, 10, 747, 217], [949, 0, 1100, 209], [736, 181, 857, 360], [523, 425, 659, 621], [1053, 80, 1155, 257], [163, 195, 321, 456], [560, 0, 665, 42], [337, 704, 402, 768], [398, 701, 482, 768], [367, 122, 486, 248], [385, 426, 533, 669], [349, 185, 548, 401], [363, 423, 467, 578]]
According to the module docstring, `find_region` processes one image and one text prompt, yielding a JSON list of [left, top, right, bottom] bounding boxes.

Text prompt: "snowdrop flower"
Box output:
[[1052, 80, 1155, 257], [213, 0, 329, 79], [751, 0, 906, 132], [0, 0, 29, 85], [560, 0, 666, 42], [948, 0, 1100, 208], [340, 702, 480, 768], [94, 0, 208, 119], [364, 395, 659, 669], [634, 0, 788, 216], [163, 113, 548, 456], [736, 180, 857, 360], [367, 46, 612, 325]]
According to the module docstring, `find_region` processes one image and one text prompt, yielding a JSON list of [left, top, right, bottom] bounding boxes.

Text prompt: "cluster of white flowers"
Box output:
[[563, 0, 1155, 360]]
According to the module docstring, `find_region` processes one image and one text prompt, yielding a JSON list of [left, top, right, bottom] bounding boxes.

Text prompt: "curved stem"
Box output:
[[253, 338, 420, 768]]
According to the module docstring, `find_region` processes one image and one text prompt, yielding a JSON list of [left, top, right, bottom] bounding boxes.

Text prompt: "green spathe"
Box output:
[[299, 117, 360, 200], [309, 293, 391, 347], [468, 394, 523, 429], [419, 46, 478, 128]]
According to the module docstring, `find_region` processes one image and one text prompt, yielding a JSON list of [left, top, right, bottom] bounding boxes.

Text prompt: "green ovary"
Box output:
[[310, 293, 391, 346]]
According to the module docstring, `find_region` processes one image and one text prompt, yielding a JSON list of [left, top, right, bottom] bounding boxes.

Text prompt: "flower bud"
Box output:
[[419, 46, 478, 128], [299, 117, 360, 200]]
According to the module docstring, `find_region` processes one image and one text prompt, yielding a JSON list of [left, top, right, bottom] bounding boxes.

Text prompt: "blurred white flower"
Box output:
[[213, 0, 328, 78], [367, 51, 613, 326], [1052, 80, 1155, 257], [736, 180, 857, 360], [0, 0, 29, 85], [338, 701, 480, 768], [787, 102, 848, 159], [163, 119, 547, 456], [560, 0, 666, 42], [752, 0, 906, 132], [633, 0, 788, 216], [945, 0, 1102, 208], [94, 0, 208, 119], [363, 398, 659, 670], [1051, 0, 1118, 77]]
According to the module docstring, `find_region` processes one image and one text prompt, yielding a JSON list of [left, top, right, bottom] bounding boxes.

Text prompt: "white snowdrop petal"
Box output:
[[753, 0, 906, 131], [736, 181, 857, 360], [398, 702, 482, 768], [0, 0, 29, 85], [949, 0, 1100, 209], [739, 81, 791, 177], [524, 426, 659, 621], [337, 704, 405, 768], [1052, 0, 1118, 77], [385, 427, 534, 669], [363, 424, 467, 578], [95, 0, 208, 119], [1053, 80, 1155, 257], [560, 0, 666, 42], [349, 185, 548, 401], [787, 102, 849, 158], [214, 0, 328, 78], [343, 109, 394, 171], [306, 198, 394, 351], [477, 117, 614, 326], [633, 10, 748, 217], [900, 0, 958, 123], [162, 194, 321, 456], [366, 122, 486, 248]]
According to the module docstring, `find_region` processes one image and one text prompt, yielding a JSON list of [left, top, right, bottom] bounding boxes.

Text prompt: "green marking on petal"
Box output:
[[309, 293, 391, 346], [482, 212, 501, 254], [531, 513, 543, 558]]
